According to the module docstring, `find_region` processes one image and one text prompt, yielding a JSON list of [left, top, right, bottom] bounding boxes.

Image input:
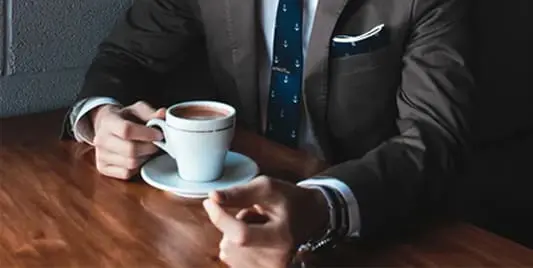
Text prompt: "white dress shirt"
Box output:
[[71, 0, 361, 237]]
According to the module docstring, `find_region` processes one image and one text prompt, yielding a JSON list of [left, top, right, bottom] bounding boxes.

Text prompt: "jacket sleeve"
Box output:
[[60, 0, 204, 139], [76, 0, 204, 103], [320, 0, 475, 237]]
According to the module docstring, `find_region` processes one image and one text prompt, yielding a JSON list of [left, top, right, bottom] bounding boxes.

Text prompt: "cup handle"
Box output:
[[146, 118, 175, 159]]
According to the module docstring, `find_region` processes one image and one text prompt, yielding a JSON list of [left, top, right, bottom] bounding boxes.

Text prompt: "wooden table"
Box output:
[[1, 110, 532, 267]]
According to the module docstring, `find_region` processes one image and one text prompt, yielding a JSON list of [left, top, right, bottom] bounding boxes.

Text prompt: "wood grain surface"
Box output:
[[1, 110, 532, 267]]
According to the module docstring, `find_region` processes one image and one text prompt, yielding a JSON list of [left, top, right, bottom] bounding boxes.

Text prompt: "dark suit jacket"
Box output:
[[65, 0, 474, 237]]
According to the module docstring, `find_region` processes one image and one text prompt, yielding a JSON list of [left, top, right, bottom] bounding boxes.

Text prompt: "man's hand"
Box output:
[[203, 176, 329, 268], [91, 101, 166, 179]]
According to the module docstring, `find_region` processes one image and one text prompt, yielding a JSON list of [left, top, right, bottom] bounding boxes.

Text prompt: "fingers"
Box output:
[[96, 149, 149, 170], [211, 176, 274, 208], [96, 102, 163, 143], [218, 237, 234, 264], [218, 237, 232, 264], [104, 115, 163, 142], [93, 135, 156, 180], [204, 199, 276, 247], [95, 164, 138, 180], [94, 102, 165, 142], [124, 101, 163, 122], [236, 208, 269, 224], [204, 199, 249, 244], [95, 147, 150, 179], [235, 208, 253, 220], [153, 108, 166, 119], [94, 134, 159, 157], [91, 101, 167, 180]]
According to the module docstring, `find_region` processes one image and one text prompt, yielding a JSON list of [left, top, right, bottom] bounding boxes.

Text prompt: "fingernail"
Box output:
[[219, 251, 227, 261], [213, 191, 227, 203], [203, 199, 214, 211], [155, 131, 164, 140]]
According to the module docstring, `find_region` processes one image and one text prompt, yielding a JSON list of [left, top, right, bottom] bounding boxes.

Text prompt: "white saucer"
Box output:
[[140, 151, 259, 199]]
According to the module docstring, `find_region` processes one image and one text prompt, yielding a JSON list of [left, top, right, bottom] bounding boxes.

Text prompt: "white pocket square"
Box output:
[[333, 24, 385, 43]]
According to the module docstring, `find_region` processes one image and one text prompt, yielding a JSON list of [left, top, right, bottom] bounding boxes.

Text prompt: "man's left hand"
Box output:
[[203, 176, 330, 268]]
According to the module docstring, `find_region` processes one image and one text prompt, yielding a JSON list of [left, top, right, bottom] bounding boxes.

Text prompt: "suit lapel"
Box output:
[[197, 0, 260, 131], [304, 0, 350, 160], [197, 0, 363, 158], [304, 0, 349, 79], [229, 0, 261, 130]]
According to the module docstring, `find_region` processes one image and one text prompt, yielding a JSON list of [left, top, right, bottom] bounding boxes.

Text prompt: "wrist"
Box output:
[[90, 104, 118, 129], [293, 187, 330, 246], [297, 186, 346, 254], [309, 188, 330, 238]]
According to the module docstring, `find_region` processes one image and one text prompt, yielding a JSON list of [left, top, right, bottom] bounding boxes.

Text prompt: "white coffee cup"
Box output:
[[146, 101, 236, 182]]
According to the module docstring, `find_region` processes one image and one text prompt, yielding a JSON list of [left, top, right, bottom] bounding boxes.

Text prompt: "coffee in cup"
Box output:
[[146, 101, 236, 182], [170, 105, 229, 121]]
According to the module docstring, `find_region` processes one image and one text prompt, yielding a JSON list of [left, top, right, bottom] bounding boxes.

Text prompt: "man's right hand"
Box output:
[[91, 101, 166, 180]]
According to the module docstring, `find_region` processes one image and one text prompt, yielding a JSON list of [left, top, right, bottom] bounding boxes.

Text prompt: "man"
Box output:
[[63, 0, 473, 267]]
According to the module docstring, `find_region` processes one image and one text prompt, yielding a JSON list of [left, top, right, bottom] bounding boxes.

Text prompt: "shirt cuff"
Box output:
[[70, 97, 121, 145], [298, 178, 361, 237]]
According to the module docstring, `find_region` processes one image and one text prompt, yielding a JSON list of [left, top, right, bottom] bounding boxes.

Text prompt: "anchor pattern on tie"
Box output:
[[265, 0, 304, 148]]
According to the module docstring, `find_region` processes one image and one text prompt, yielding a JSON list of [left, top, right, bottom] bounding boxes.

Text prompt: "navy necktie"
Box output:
[[265, 0, 304, 148]]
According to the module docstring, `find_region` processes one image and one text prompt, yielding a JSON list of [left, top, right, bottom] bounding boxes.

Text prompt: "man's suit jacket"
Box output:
[[66, 0, 474, 237]]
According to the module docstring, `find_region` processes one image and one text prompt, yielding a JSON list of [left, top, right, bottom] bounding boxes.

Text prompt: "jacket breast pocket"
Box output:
[[327, 46, 400, 142], [330, 46, 391, 75]]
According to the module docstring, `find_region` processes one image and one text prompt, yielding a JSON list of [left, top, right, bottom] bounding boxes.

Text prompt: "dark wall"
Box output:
[[470, 0, 533, 145], [0, 0, 132, 117], [456, 0, 533, 248]]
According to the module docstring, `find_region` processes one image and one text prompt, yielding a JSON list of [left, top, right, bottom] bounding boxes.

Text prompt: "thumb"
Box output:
[[210, 176, 272, 208], [204, 199, 275, 246], [153, 108, 166, 119], [203, 199, 247, 243], [126, 101, 158, 122]]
